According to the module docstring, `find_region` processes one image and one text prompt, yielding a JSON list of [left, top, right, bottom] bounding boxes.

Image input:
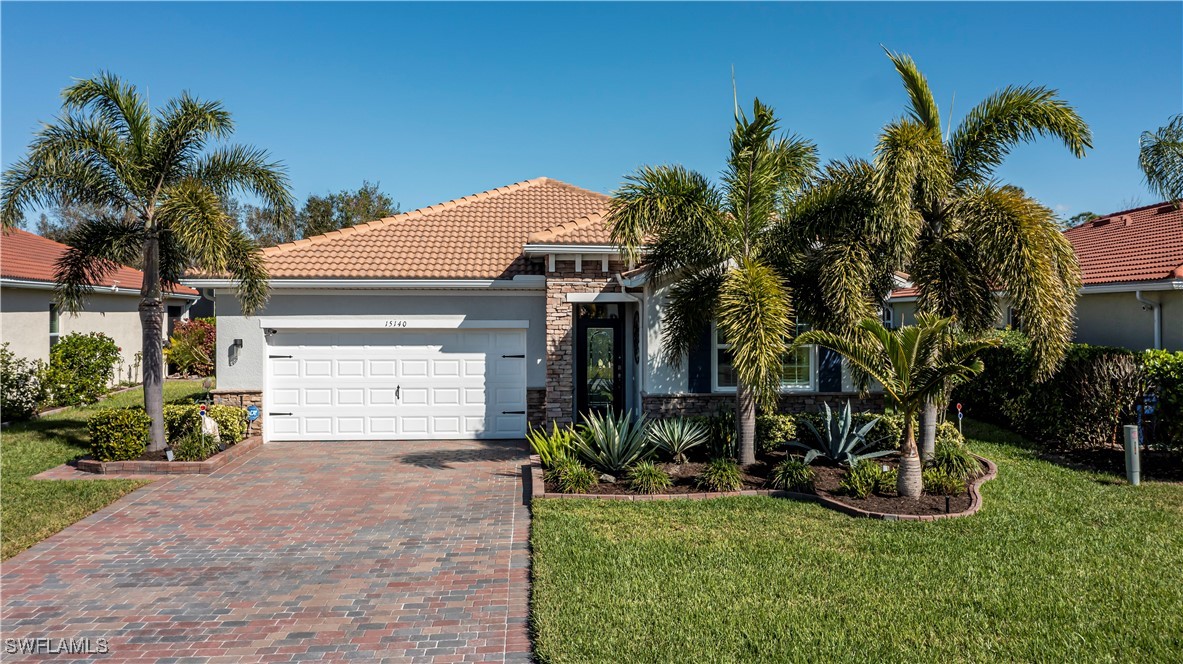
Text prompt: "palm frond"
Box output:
[[659, 266, 725, 367], [157, 179, 234, 274], [958, 184, 1080, 379], [909, 234, 997, 333], [186, 144, 295, 220], [222, 227, 270, 315], [874, 118, 951, 225], [950, 85, 1092, 186], [884, 49, 941, 132], [716, 258, 793, 409], [60, 71, 151, 150], [53, 218, 144, 311], [1139, 114, 1183, 205], [796, 324, 899, 404], [147, 93, 235, 193]]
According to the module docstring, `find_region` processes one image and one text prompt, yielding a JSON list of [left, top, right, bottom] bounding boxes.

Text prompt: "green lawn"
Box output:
[[531, 420, 1183, 663], [1, 380, 206, 560]]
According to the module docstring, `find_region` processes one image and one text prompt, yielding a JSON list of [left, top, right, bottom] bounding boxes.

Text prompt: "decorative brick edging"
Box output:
[[76, 435, 264, 475], [528, 454, 999, 521]]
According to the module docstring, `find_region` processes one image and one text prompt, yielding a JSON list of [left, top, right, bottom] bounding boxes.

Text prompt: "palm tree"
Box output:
[[1139, 114, 1183, 206], [790, 50, 1089, 459], [1, 73, 293, 451], [798, 314, 997, 497], [608, 100, 818, 465]]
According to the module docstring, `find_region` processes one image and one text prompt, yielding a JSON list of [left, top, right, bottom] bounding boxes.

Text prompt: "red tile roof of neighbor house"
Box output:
[[888, 202, 1183, 300], [260, 177, 611, 279], [0, 228, 198, 296]]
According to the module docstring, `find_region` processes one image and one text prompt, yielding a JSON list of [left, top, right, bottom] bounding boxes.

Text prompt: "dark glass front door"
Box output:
[[576, 306, 625, 417]]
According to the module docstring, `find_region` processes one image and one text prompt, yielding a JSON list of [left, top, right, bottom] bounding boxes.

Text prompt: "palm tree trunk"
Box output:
[[736, 381, 757, 466], [897, 408, 923, 498], [920, 401, 938, 460], [140, 229, 167, 452]]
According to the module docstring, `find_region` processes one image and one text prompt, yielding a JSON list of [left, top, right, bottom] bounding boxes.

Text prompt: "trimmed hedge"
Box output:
[[163, 405, 248, 444], [88, 408, 151, 461], [953, 331, 1148, 449], [1, 343, 46, 421], [1142, 350, 1183, 447], [44, 332, 121, 407]]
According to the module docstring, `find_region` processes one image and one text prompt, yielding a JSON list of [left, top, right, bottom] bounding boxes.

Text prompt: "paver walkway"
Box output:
[[2, 440, 532, 663]]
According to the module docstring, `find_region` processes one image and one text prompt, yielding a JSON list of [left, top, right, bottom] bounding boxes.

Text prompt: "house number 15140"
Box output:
[[384, 320, 408, 328]]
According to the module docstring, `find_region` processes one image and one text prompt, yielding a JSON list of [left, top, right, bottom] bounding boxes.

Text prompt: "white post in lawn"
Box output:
[[1123, 425, 1141, 486]]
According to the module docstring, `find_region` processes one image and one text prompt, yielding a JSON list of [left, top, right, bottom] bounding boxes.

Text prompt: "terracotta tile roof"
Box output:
[[526, 211, 613, 245], [261, 178, 610, 279], [1062, 202, 1183, 285], [1, 228, 198, 296]]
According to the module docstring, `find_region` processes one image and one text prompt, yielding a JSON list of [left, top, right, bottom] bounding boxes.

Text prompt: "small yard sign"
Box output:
[[246, 405, 260, 422]]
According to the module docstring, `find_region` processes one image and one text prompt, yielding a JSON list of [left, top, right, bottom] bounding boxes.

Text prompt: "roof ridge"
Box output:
[[262, 177, 562, 256], [1094, 200, 1177, 220]]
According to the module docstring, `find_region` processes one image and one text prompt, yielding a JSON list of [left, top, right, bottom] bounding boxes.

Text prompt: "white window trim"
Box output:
[[710, 323, 817, 394]]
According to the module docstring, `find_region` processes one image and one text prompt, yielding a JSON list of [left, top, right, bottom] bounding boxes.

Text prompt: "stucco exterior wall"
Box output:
[[1074, 290, 1183, 351], [0, 286, 187, 384], [215, 289, 548, 391], [642, 281, 689, 395]]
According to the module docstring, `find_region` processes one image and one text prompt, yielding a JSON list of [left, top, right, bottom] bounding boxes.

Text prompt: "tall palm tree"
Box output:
[[608, 100, 818, 465], [1, 73, 293, 451], [790, 50, 1089, 459], [1139, 114, 1183, 206], [798, 314, 997, 497]]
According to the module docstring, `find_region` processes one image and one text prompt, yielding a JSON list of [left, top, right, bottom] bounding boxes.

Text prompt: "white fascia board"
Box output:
[[1079, 280, 1183, 294], [183, 276, 545, 290], [566, 292, 639, 303], [257, 316, 529, 330], [0, 277, 199, 300], [523, 244, 626, 255]]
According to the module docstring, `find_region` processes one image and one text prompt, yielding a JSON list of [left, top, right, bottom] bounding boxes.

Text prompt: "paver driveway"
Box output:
[[2, 440, 531, 663]]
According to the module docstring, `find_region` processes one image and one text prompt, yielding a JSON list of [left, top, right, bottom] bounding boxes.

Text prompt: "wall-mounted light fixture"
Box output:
[[229, 338, 243, 366]]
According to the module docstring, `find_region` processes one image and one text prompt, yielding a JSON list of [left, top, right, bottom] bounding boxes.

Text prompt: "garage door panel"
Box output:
[[266, 328, 526, 441]]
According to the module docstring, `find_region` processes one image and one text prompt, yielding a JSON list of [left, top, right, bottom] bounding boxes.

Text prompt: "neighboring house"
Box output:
[[0, 229, 200, 384], [189, 177, 878, 442], [887, 201, 1183, 352]]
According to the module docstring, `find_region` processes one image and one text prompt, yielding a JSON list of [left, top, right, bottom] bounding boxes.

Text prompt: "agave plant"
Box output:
[[790, 401, 893, 466], [648, 417, 709, 464], [575, 410, 653, 475]]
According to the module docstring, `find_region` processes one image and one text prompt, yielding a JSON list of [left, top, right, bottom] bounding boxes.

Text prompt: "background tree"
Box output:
[[798, 315, 997, 497], [609, 100, 818, 465], [1139, 114, 1183, 206], [789, 50, 1088, 459], [1062, 211, 1099, 229], [1, 72, 293, 451], [226, 181, 398, 246]]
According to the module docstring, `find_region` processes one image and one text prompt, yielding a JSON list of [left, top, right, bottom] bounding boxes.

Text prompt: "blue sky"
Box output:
[[3, 2, 1181, 220]]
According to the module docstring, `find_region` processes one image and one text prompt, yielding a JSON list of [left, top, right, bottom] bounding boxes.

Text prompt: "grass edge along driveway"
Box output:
[[530, 420, 1183, 663], [1, 381, 206, 560]]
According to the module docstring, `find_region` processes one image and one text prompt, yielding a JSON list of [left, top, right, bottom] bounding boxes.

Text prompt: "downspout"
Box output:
[[1135, 290, 1162, 350]]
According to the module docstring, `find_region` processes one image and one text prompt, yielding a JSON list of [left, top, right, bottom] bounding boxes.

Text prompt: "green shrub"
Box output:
[[1142, 350, 1183, 448], [873, 411, 905, 450], [164, 318, 215, 376], [952, 329, 1033, 428], [877, 467, 898, 495], [923, 467, 968, 495], [88, 408, 150, 461], [692, 408, 737, 460], [171, 431, 220, 461], [1, 343, 46, 421], [840, 459, 889, 499], [575, 410, 653, 475], [628, 461, 673, 494], [545, 457, 598, 494], [648, 417, 709, 464], [528, 424, 576, 468], [929, 439, 979, 482], [44, 332, 121, 407], [162, 405, 248, 445], [769, 457, 814, 492], [697, 458, 743, 492], [755, 414, 796, 454]]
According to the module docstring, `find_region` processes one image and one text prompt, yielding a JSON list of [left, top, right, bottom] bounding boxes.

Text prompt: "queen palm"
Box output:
[[1139, 114, 1183, 205], [1, 73, 293, 451], [795, 51, 1089, 458], [798, 314, 997, 497], [608, 100, 818, 465]]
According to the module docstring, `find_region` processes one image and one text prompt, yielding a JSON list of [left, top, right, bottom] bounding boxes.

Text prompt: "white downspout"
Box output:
[[1135, 290, 1162, 350]]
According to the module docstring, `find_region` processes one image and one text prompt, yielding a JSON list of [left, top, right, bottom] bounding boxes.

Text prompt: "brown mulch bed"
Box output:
[[544, 452, 984, 516], [1040, 446, 1183, 483]]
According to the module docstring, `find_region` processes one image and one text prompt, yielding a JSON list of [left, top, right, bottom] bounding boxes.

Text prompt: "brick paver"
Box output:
[[2, 440, 532, 663]]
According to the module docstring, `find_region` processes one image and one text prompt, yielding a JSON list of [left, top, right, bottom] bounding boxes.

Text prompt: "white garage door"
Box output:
[[264, 328, 527, 441]]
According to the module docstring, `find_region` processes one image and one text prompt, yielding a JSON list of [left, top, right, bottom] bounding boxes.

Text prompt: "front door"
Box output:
[[575, 305, 625, 418]]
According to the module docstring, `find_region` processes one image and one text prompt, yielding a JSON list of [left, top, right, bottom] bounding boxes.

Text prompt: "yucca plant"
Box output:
[[648, 417, 709, 464], [527, 423, 576, 468], [574, 410, 653, 476], [790, 401, 892, 467]]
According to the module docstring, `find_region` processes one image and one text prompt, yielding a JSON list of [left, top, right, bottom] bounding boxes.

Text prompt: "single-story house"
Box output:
[[888, 201, 1183, 352], [0, 228, 200, 383], [188, 177, 878, 442]]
